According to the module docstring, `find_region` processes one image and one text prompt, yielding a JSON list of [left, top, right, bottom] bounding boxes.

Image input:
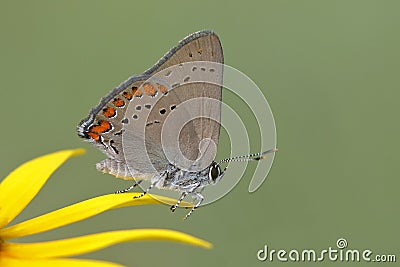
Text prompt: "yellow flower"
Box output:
[[0, 149, 212, 267]]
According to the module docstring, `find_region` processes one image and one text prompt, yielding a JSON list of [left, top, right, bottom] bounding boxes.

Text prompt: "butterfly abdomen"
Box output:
[[96, 158, 153, 181]]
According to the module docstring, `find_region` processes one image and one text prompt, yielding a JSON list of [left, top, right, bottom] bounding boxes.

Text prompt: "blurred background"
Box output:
[[0, 0, 399, 266]]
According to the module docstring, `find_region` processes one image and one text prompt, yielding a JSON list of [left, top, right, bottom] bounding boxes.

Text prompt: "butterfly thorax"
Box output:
[[153, 163, 212, 193]]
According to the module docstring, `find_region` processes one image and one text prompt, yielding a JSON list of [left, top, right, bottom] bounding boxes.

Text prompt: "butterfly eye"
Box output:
[[209, 163, 221, 182]]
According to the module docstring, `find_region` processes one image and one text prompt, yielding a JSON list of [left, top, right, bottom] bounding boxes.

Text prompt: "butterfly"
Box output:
[[78, 30, 276, 219]]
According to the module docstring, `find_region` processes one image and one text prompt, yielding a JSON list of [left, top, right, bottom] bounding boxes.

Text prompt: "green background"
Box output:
[[1, 0, 398, 266]]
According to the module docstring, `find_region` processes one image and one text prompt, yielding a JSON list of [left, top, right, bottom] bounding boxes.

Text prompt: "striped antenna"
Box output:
[[218, 148, 278, 164]]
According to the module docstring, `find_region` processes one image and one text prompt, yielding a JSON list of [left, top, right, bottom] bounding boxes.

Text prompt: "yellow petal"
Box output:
[[2, 229, 212, 259], [0, 149, 85, 228], [0, 255, 125, 267], [0, 193, 191, 240]]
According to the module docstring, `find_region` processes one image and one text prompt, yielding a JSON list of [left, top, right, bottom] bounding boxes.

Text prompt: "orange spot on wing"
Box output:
[[122, 91, 133, 100], [90, 120, 112, 133], [143, 83, 157, 96], [132, 86, 143, 97], [113, 98, 125, 107], [103, 107, 116, 118], [157, 83, 168, 94], [87, 132, 100, 142]]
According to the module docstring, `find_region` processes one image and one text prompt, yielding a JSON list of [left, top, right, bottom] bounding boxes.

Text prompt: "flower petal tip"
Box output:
[[202, 241, 213, 249], [70, 148, 86, 156]]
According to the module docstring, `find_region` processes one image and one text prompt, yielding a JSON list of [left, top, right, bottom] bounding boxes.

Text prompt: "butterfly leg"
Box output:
[[184, 192, 204, 220], [170, 192, 189, 212], [133, 180, 158, 199], [115, 180, 143, 194], [134, 170, 171, 199], [133, 171, 168, 199]]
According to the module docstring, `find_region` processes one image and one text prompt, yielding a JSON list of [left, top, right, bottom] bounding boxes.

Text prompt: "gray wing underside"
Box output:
[[83, 31, 223, 178]]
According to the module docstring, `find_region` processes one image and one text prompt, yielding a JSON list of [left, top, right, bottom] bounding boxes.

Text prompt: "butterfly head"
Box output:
[[208, 161, 225, 185]]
